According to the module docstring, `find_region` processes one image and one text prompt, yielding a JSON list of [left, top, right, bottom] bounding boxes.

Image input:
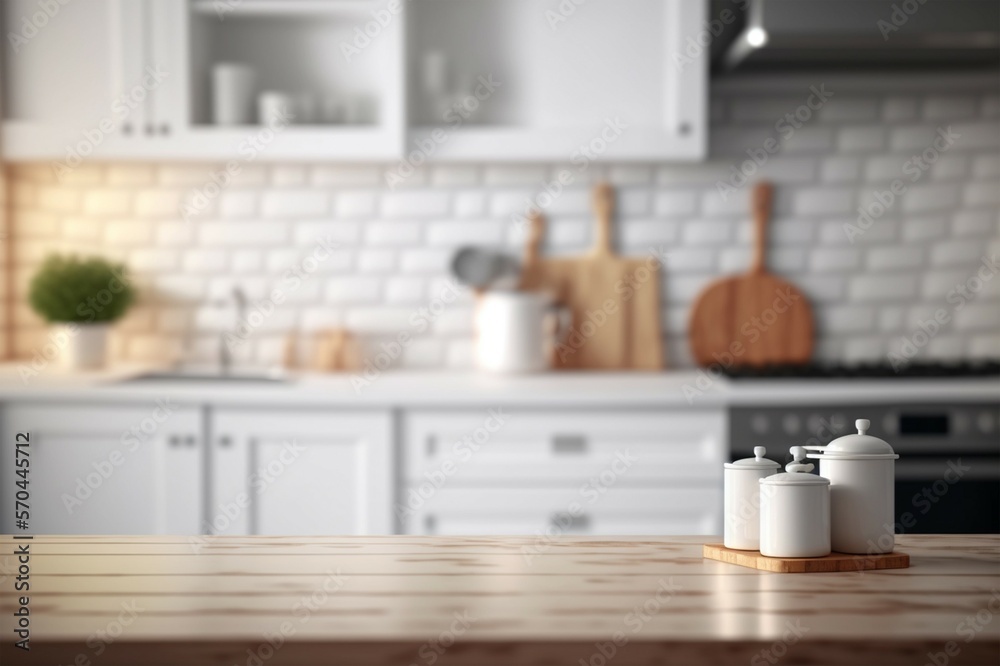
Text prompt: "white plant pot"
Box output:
[[58, 323, 109, 370]]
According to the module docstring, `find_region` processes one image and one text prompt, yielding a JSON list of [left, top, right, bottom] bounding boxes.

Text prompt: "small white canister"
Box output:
[[806, 419, 899, 554], [724, 446, 780, 550], [759, 447, 831, 558]]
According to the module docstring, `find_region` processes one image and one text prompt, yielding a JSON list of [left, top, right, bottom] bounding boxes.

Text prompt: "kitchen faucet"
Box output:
[[220, 286, 247, 375]]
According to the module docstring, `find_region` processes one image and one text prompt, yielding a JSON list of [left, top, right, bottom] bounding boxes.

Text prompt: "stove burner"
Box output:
[[720, 361, 1000, 380]]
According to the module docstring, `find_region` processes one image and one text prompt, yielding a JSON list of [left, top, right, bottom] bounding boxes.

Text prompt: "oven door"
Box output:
[[895, 456, 1000, 533]]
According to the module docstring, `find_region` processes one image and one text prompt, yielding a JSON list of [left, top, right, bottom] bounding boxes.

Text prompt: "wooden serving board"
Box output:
[[689, 182, 814, 367], [520, 184, 663, 370], [703, 543, 910, 573]]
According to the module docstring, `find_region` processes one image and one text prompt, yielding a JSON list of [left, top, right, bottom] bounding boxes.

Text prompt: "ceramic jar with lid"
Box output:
[[759, 446, 831, 558], [724, 446, 780, 550], [805, 418, 899, 554]]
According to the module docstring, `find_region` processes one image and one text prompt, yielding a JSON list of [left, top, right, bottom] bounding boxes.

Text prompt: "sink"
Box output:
[[123, 368, 291, 384]]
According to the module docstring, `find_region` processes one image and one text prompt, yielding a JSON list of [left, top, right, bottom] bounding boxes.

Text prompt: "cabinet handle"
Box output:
[[219, 436, 232, 448], [550, 512, 590, 532], [426, 436, 437, 456], [168, 435, 180, 447], [678, 122, 692, 136], [185, 436, 196, 447], [424, 515, 436, 534], [145, 123, 155, 136], [122, 122, 133, 136], [160, 124, 170, 136], [552, 435, 587, 455]]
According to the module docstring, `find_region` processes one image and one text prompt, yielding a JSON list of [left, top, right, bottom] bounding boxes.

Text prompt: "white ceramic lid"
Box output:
[[805, 419, 899, 460], [760, 447, 830, 486], [725, 446, 781, 470]]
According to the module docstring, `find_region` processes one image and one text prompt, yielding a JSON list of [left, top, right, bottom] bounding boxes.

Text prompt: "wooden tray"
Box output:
[[703, 543, 910, 573]]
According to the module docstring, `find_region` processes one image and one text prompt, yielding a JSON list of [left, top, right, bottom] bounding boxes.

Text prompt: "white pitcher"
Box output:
[[474, 292, 569, 374]]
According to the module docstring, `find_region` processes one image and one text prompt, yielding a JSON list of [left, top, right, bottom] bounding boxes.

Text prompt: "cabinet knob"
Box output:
[[145, 123, 155, 136], [424, 515, 436, 534], [160, 124, 170, 136], [185, 436, 196, 447], [550, 512, 590, 532], [219, 436, 232, 448], [122, 122, 133, 136], [678, 122, 691, 136], [168, 435, 180, 447]]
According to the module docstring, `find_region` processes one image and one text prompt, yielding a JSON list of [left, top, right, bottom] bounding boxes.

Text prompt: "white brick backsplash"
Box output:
[[792, 187, 855, 216], [848, 275, 917, 301], [682, 220, 730, 245], [382, 191, 450, 218], [931, 240, 984, 267], [427, 221, 504, 246], [882, 97, 918, 122], [923, 96, 978, 120], [9, 88, 1000, 368], [837, 127, 885, 153], [810, 248, 861, 272], [261, 191, 329, 217]]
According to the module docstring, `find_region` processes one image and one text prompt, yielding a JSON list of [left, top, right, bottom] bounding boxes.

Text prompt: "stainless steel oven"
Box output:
[[730, 403, 1000, 534]]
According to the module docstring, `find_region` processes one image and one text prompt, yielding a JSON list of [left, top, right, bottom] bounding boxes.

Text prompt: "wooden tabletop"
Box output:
[[1, 534, 998, 665]]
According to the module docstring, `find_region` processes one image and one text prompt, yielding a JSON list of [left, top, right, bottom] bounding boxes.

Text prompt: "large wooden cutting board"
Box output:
[[689, 182, 814, 368], [520, 184, 663, 370]]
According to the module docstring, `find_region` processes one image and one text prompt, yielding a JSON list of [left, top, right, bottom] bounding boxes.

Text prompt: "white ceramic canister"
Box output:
[[473, 291, 570, 374], [759, 447, 831, 558], [806, 419, 899, 554], [723, 446, 780, 550]]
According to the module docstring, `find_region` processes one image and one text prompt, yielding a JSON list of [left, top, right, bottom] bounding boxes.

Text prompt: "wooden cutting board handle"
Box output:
[[751, 181, 773, 275], [524, 211, 544, 268], [592, 182, 615, 256]]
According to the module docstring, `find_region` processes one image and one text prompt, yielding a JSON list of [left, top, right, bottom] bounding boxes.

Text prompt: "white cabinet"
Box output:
[[1, 0, 706, 161], [401, 408, 725, 536], [1, 0, 186, 160], [0, 402, 202, 534], [209, 408, 393, 535]]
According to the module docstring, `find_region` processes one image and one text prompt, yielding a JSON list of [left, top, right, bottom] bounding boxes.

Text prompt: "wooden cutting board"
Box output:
[[703, 544, 910, 573], [520, 184, 663, 370], [688, 182, 814, 368]]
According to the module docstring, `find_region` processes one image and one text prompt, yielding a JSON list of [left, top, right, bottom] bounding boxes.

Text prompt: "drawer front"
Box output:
[[401, 486, 721, 536], [404, 409, 725, 483]]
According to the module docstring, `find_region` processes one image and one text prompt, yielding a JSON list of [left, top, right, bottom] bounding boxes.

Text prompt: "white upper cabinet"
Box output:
[[1, 0, 706, 161]]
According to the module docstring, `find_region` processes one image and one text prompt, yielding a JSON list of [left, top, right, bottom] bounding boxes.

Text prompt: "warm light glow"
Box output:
[[746, 27, 768, 48]]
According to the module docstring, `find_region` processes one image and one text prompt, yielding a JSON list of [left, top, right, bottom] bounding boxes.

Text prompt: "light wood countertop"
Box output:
[[1, 535, 998, 665]]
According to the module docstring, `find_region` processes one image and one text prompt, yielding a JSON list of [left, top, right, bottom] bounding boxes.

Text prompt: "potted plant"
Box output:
[[28, 255, 135, 370]]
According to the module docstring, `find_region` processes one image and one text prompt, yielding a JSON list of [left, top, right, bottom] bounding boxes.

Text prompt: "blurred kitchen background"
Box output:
[[0, 0, 997, 538]]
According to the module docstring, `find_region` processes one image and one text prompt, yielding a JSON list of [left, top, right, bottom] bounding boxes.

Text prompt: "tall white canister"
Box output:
[[724, 446, 780, 550], [806, 419, 899, 554], [759, 447, 831, 558]]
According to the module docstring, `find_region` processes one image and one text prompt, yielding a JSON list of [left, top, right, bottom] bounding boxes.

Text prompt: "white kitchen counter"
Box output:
[[0, 364, 996, 407]]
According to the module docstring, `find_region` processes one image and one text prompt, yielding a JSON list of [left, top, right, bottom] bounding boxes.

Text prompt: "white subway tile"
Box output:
[[953, 211, 996, 237], [664, 274, 712, 304], [969, 336, 1000, 358], [770, 219, 815, 245], [810, 248, 862, 272], [864, 156, 902, 182], [346, 308, 416, 333], [261, 191, 329, 217], [549, 219, 590, 248], [55, 165, 104, 186], [231, 249, 263, 273], [61, 217, 102, 241], [311, 165, 381, 187], [432, 309, 474, 335], [837, 127, 885, 153], [365, 221, 422, 246], [963, 182, 1000, 207], [107, 165, 154, 186], [385, 278, 425, 304], [972, 155, 1000, 179], [820, 305, 876, 333], [882, 97, 918, 122], [923, 96, 978, 121], [782, 127, 836, 154], [217, 191, 258, 218], [270, 165, 307, 186], [931, 240, 984, 267], [293, 221, 361, 246], [427, 221, 504, 246], [400, 249, 452, 273], [182, 249, 229, 273], [682, 220, 731, 245], [333, 192, 377, 218], [300, 307, 343, 332], [951, 122, 1000, 148], [701, 188, 747, 216], [730, 98, 804, 122], [544, 188, 591, 216], [818, 98, 879, 123], [618, 189, 650, 216], [867, 246, 924, 271], [382, 191, 450, 218], [128, 249, 177, 273], [792, 187, 855, 215], [796, 275, 846, 302], [357, 250, 396, 273], [660, 248, 714, 273], [623, 220, 679, 247], [454, 192, 487, 218], [921, 270, 972, 298], [135, 190, 183, 217], [154, 275, 206, 301], [484, 165, 547, 186], [16, 212, 59, 238], [953, 304, 1000, 330], [759, 157, 819, 182], [928, 155, 968, 181], [902, 184, 961, 213], [325, 277, 381, 304], [105, 220, 153, 245], [902, 215, 947, 241], [654, 190, 698, 216], [430, 166, 480, 187], [400, 339, 447, 368], [36, 187, 81, 213], [609, 165, 653, 185], [848, 275, 917, 301], [717, 247, 751, 272], [878, 306, 906, 331], [842, 337, 886, 362]]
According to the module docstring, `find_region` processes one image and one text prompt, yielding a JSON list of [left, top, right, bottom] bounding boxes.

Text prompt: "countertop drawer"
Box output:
[[403, 409, 725, 483], [401, 486, 721, 536]]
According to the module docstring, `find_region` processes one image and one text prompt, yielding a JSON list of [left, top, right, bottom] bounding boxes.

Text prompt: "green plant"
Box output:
[[28, 255, 135, 323]]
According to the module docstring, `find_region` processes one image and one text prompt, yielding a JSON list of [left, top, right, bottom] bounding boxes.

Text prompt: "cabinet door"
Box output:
[[210, 409, 392, 536], [0, 403, 203, 535]]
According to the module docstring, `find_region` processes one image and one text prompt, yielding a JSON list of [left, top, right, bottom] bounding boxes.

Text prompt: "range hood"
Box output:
[[723, 0, 1000, 70]]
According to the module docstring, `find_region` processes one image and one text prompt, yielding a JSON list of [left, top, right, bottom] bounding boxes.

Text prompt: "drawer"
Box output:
[[403, 409, 725, 483], [401, 486, 721, 536]]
